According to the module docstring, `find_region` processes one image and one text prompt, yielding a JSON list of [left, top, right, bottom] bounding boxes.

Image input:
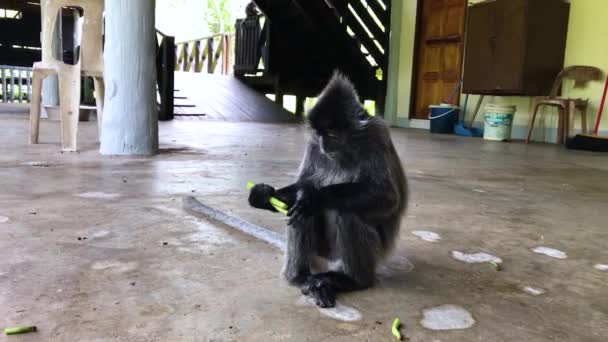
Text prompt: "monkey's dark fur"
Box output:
[[249, 72, 408, 308]]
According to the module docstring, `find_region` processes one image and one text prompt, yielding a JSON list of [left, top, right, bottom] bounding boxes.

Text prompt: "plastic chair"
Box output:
[[526, 66, 603, 144], [29, 0, 105, 152]]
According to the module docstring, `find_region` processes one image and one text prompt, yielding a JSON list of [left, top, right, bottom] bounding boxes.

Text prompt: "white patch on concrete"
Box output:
[[472, 189, 486, 193], [520, 286, 546, 296], [593, 264, 608, 271], [92, 230, 112, 238], [91, 260, 138, 274], [296, 296, 362, 322], [451, 251, 502, 264], [532, 247, 567, 259], [182, 221, 237, 253], [0, 216, 9, 223], [420, 304, 475, 330], [412, 230, 441, 242], [376, 255, 415, 278], [77, 192, 120, 199]]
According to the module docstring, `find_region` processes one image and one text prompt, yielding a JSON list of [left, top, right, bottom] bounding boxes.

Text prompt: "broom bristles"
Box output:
[[566, 134, 608, 152]]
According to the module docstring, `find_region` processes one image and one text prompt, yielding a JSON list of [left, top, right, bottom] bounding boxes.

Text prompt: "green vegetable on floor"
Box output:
[[246, 181, 288, 215], [488, 260, 502, 271], [392, 318, 402, 340], [4, 326, 37, 335]]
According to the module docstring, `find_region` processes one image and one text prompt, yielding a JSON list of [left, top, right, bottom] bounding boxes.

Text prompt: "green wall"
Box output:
[[389, 0, 608, 142]]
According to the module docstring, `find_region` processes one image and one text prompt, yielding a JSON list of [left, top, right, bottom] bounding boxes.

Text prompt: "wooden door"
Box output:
[[412, 0, 466, 120]]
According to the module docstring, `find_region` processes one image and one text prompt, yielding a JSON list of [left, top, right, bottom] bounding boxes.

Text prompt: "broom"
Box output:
[[566, 74, 608, 152]]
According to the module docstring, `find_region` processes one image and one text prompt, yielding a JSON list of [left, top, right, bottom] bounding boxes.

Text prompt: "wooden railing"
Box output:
[[0, 65, 33, 103], [175, 33, 233, 75], [156, 29, 176, 121]]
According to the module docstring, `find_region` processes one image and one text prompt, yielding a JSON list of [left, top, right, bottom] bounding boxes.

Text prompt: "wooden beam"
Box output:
[[0, 0, 41, 12], [366, 0, 389, 25], [341, 10, 385, 70], [347, 0, 387, 46], [100, 0, 158, 155]]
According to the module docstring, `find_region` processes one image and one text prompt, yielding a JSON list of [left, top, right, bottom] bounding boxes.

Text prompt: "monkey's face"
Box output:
[[317, 129, 349, 157]]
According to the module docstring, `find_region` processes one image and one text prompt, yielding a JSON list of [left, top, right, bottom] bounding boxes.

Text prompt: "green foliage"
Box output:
[[205, 0, 237, 34], [156, 0, 239, 40]]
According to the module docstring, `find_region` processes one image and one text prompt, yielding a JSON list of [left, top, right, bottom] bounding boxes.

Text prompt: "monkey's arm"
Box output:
[[274, 183, 301, 207], [319, 182, 398, 213], [249, 182, 302, 212]]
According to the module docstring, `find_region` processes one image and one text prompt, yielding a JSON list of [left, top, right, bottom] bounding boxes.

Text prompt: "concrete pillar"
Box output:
[[100, 0, 158, 155], [383, 0, 404, 126], [40, 0, 61, 111]]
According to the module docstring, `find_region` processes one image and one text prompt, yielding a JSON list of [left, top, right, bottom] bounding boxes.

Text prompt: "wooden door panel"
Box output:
[[444, 0, 466, 37], [442, 44, 462, 81], [417, 79, 442, 119], [425, 1, 444, 39], [415, 44, 442, 118], [424, 45, 442, 72], [413, 0, 466, 120]]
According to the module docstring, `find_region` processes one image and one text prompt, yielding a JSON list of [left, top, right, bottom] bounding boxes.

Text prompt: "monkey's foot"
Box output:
[[301, 276, 336, 308]]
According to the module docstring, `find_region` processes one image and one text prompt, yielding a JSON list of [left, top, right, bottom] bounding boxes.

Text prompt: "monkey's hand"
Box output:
[[248, 183, 278, 212], [287, 185, 321, 226]]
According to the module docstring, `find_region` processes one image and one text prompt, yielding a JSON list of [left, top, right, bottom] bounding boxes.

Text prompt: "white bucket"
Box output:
[[483, 104, 516, 141]]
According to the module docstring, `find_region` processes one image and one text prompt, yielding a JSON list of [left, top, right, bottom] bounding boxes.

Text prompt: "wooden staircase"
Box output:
[[238, 0, 392, 115]]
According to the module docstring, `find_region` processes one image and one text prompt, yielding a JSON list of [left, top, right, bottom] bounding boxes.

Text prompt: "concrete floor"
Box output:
[[1, 108, 607, 341]]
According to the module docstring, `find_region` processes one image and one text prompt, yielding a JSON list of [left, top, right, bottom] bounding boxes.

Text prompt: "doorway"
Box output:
[[411, 0, 466, 120]]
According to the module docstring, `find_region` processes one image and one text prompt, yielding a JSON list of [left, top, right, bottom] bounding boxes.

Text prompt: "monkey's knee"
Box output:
[[335, 215, 381, 288], [281, 264, 310, 286], [282, 247, 313, 286]]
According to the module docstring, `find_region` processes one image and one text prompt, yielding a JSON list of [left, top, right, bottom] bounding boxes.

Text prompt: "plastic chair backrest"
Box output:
[[41, 0, 104, 74], [549, 65, 604, 98]]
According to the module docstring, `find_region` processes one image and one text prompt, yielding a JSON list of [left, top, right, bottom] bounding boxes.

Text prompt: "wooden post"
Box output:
[[274, 77, 283, 107], [375, 90, 386, 117], [40, 0, 61, 110], [182, 43, 189, 71], [100, 0, 158, 155], [222, 34, 232, 75], [207, 38, 214, 74], [295, 96, 305, 116], [275, 93, 284, 107], [157, 35, 175, 121]]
